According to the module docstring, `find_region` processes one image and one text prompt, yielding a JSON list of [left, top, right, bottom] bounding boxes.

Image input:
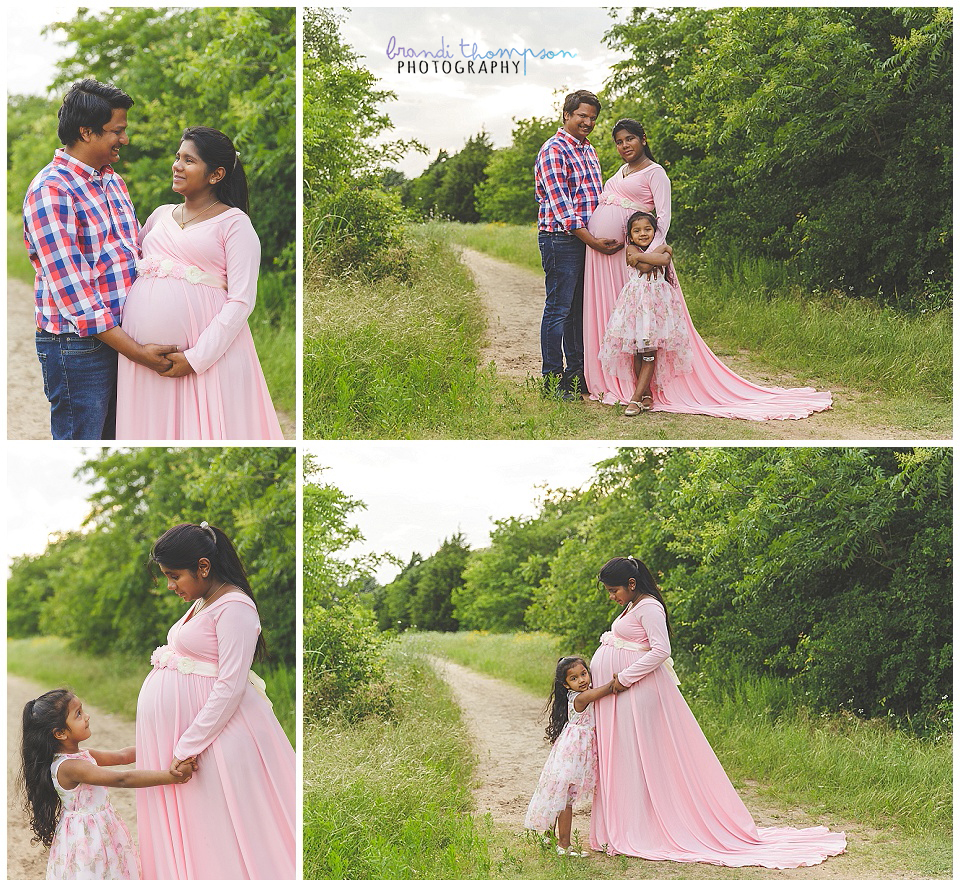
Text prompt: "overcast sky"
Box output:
[[338, 6, 625, 176], [308, 441, 621, 583], [6, 444, 98, 567]]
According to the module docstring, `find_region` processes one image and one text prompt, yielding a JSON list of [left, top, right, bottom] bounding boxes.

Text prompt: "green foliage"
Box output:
[[305, 186, 412, 281], [454, 492, 589, 631], [476, 117, 556, 224], [375, 536, 469, 632], [7, 448, 295, 666], [302, 455, 395, 721], [603, 7, 952, 306], [303, 9, 424, 280], [8, 7, 294, 271], [430, 447, 950, 729], [404, 132, 495, 222]]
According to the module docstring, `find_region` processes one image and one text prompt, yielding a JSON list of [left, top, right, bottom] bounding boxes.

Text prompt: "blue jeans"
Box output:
[[539, 232, 585, 378], [36, 331, 118, 440]]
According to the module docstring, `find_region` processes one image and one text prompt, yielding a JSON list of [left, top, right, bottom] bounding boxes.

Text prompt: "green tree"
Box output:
[[454, 491, 588, 631], [403, 132, 494, 222], [603, 7, 952, 304], [8, 448, 295, 666], [37, 6, 296, 271], [302, 454, 394, 720], [408, 534, 469, 631], [476, 116, 556, 224]]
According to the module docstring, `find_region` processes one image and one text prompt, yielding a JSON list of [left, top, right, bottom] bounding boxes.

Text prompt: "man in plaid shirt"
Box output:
[[535, 89, 621, 399], [24, 79, 176, 440]]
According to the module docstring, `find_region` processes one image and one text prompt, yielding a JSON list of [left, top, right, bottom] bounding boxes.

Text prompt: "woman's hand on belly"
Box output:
[[158, 350, 196, 378]]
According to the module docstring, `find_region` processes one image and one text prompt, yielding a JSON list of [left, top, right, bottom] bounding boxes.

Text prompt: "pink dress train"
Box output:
[[117, 205, 284, 439], [136, 592, 295, 879], [584, 164, 832, 419], [589, 598, 846, 867]]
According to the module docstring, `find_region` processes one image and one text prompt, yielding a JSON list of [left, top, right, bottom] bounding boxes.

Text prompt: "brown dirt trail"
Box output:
[[459, 247, 946, 441], [433, 657, 926, 880]]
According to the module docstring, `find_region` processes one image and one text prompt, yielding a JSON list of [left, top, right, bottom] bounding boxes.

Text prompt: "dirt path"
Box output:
[[433, 657, 925, 880], [7, 674, 140, 880], [7, 278, 294, 441], [459, 247, 947, 441], [7, 279, 52, 440]]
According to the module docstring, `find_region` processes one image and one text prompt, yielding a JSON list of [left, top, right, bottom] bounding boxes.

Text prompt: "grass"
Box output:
[[444, 221, 951, 404], [303, 222, 585, 439], [303, 638, 611, 879], [304, 219, 950, 438], [7, 636, 296, 745], [414, 631, 951, 856]]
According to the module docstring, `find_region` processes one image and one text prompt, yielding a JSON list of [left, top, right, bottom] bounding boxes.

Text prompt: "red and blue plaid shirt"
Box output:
[[24, 149, 140, 337], [535, 128, 604, 233]]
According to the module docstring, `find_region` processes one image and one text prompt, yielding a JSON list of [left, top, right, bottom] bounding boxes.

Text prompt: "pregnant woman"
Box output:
[[136, 522, 295, 879], [116, 127, 283, 439], [583, 119, 832, 420], [589, 556, 846, 867]]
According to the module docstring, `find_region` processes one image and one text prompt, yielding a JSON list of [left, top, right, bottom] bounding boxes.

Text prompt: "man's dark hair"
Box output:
[[57, 79, 134, 146], [562, 89, 601, 116]]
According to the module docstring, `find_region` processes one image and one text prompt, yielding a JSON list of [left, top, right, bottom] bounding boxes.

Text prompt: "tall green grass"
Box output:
[[303, 222, 583, 439], [443, 221, 542, 273], [304, 639, 611, 879], [250, 271, 296, 418], [7, 637, 296, 744], [443, 222, 952, 403], [414, 631, 951, 849]]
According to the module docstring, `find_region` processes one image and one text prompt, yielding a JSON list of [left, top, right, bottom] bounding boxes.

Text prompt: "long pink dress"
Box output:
[[584, 165, 832, 419], [136, 592, 295, 879], [117, 205, 284, 439], [589, 598, 846, 867]]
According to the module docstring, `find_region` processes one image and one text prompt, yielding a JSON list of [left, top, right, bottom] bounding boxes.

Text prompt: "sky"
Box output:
[[338, 7, 624, 176], [6, 5, 96, 96], [307, 441, 621, 583], [6, 444, 98, 565]]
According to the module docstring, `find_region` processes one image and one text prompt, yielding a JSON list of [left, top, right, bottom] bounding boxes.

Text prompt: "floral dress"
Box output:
[[524, 691, 599, 830], [47, 749, 140, 880], [599, 266, 694, 388]]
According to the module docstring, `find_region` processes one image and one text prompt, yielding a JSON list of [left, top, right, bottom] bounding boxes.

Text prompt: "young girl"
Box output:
[[524, 656, 618, 856], [20, 688, 194, 879], [598, 211, 693, 416]]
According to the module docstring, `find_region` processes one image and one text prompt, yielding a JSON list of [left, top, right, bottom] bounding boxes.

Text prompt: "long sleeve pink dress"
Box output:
[[589, 598, 846, 867], [584, 165, 832, 419], [136, 591, 295, 879], [117, 205, 284, 440]]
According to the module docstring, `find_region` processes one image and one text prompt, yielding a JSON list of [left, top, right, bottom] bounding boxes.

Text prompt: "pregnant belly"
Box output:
[[587, 203, 629, 241], [122, 277, 224, 347]]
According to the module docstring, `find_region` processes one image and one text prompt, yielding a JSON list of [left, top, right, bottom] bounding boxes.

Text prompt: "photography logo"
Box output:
[[387, 36, 576, 76]]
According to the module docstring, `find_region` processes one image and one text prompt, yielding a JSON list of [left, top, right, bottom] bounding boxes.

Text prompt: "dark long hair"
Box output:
[[181, 126, 249, 215], [544, 656, 589, 744], [151, 523, 267, 661], [598, 556, 672, 636], [20, 689, 73, 847], [612, 118, 656, 163]]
